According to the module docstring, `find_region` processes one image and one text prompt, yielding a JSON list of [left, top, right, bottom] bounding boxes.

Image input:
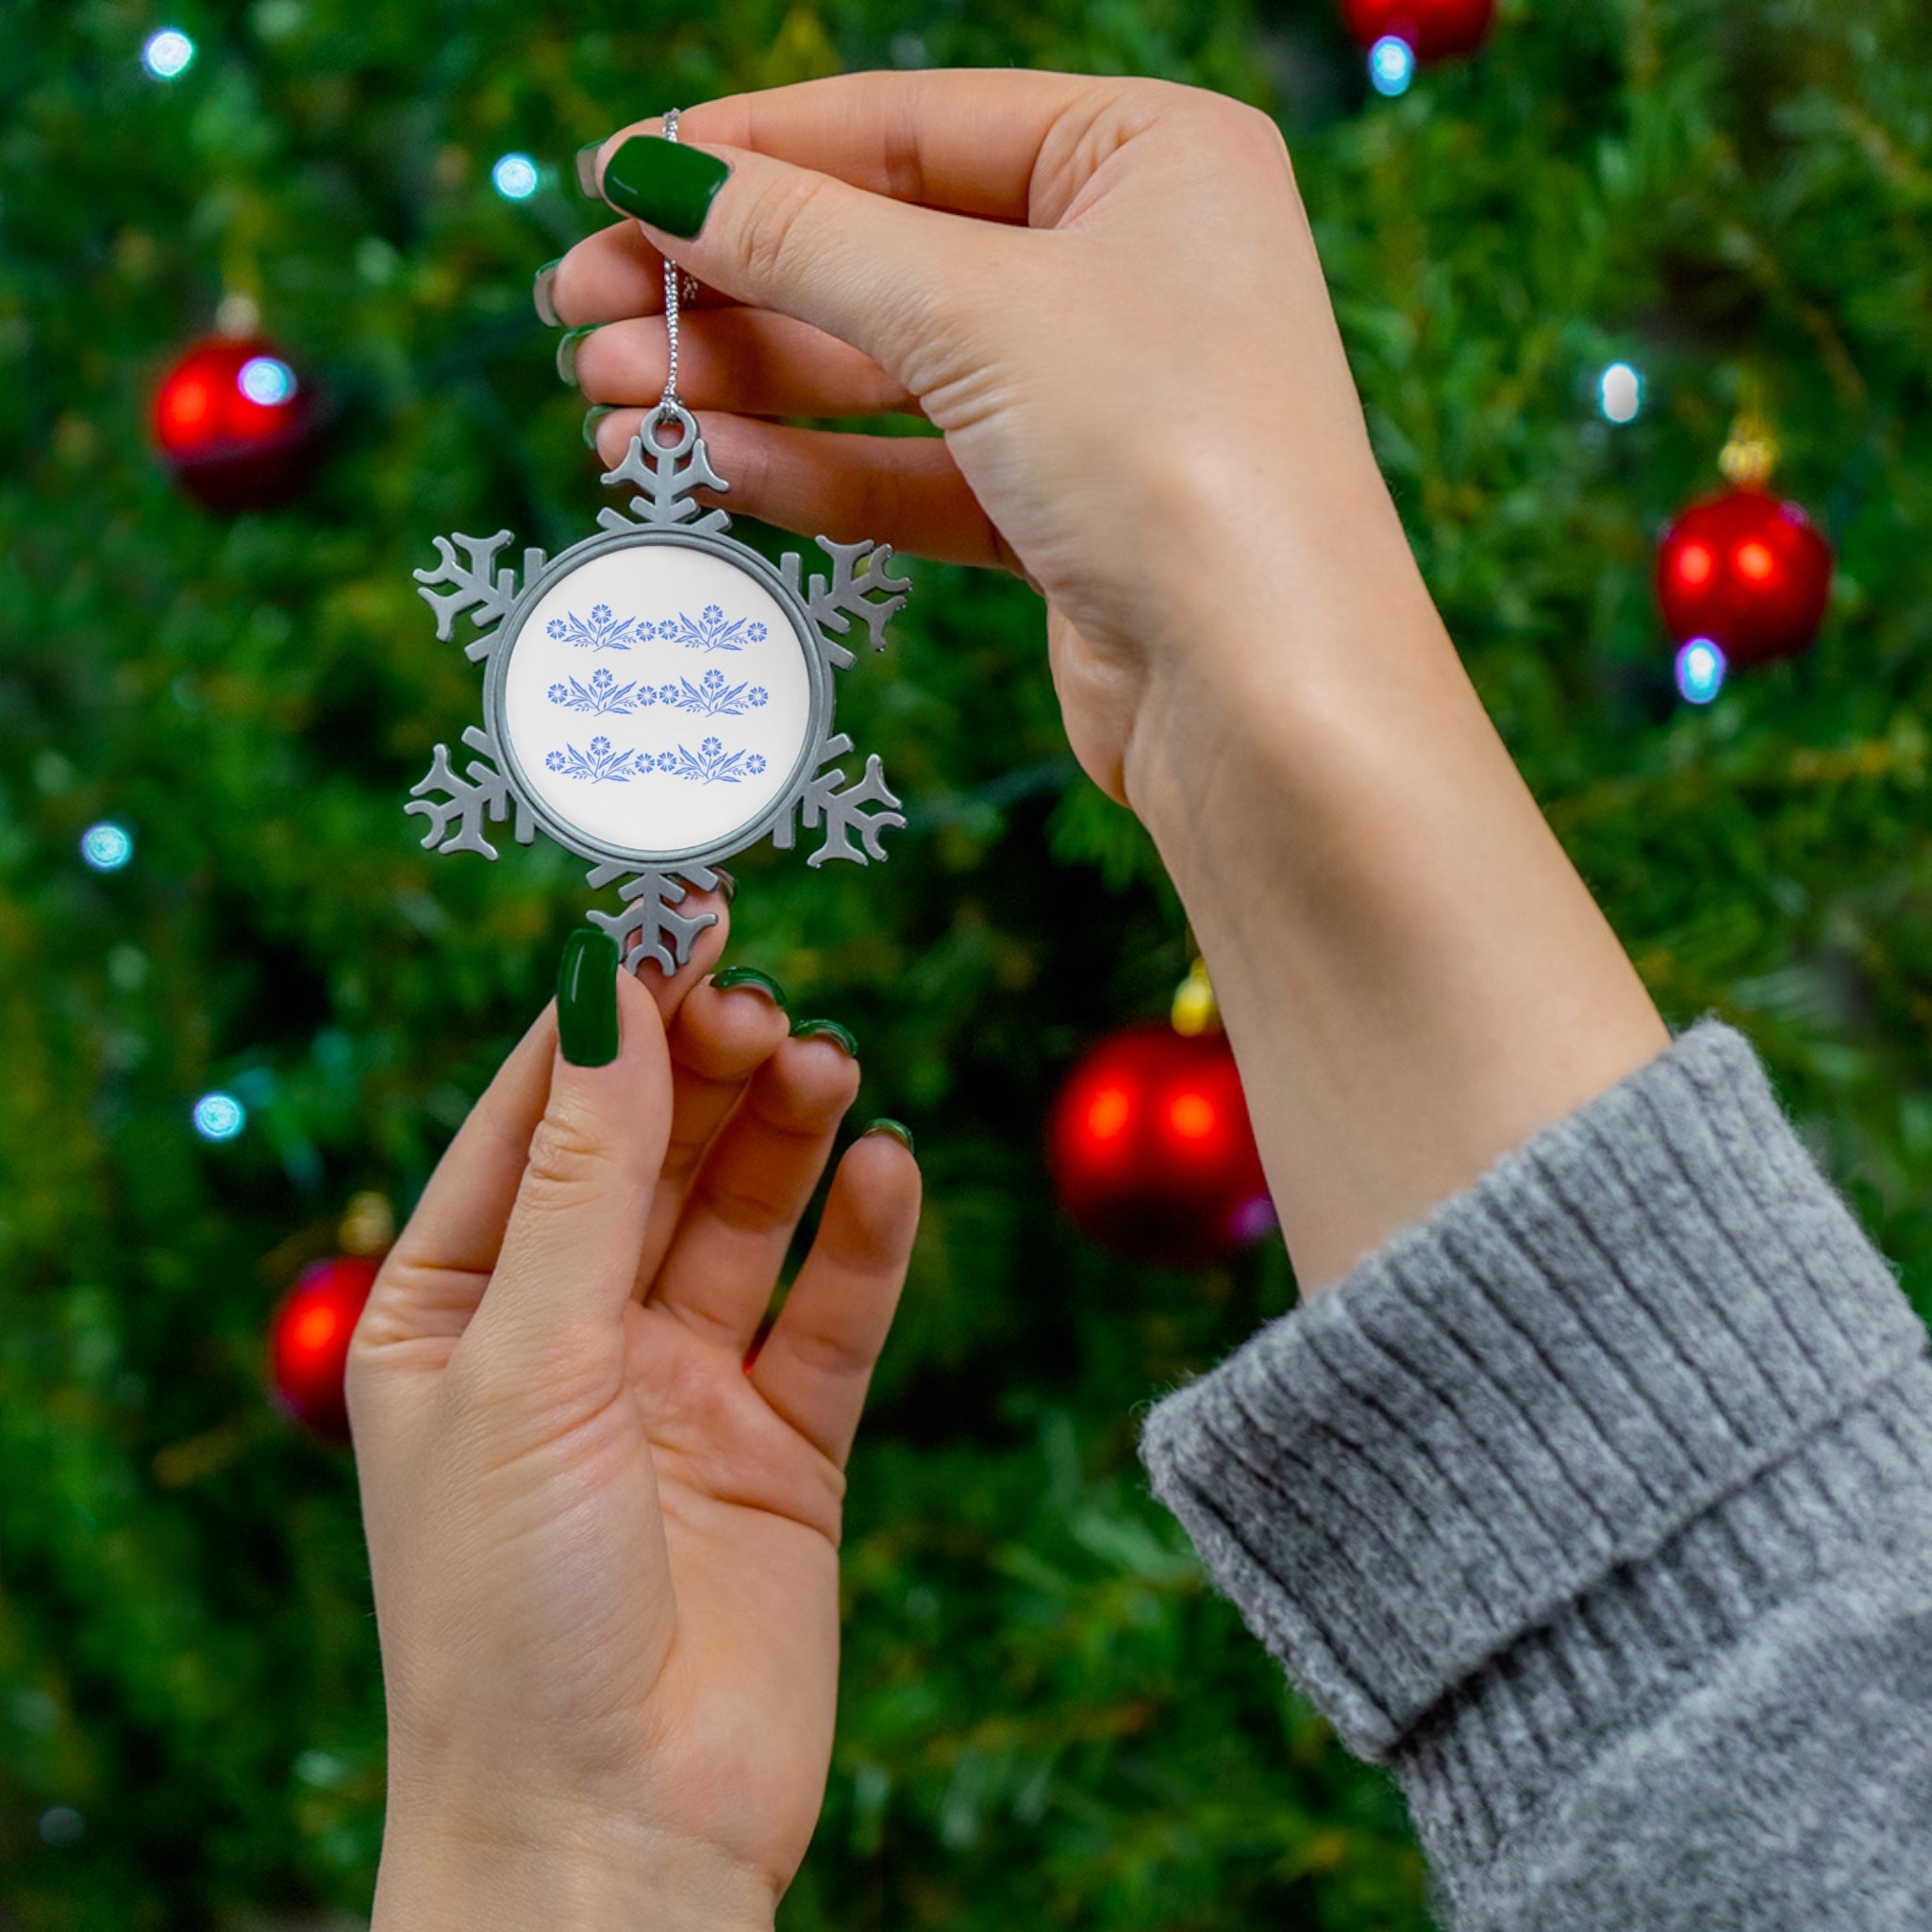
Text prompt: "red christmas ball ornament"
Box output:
[[1049, 1022, 1274, 1266], [152, 335, 318, 511], [268, 1256, 378, 1440], [1342, 0, 1495, 62], [1656, 485, 1834, 669]]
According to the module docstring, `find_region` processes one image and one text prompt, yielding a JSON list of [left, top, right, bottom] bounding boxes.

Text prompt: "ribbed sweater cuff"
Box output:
[[1140, 1020, 1929, 1761]]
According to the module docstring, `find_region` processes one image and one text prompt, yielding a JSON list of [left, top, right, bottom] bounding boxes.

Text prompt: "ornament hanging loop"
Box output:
[[643, 399, 700, 457]]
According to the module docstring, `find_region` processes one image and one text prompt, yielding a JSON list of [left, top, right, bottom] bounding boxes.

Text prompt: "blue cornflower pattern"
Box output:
[[658, 668, 771, 717], [656, 737, 770, 785], [544, 736, 649, 782], [649, 603, 771, 654], [545, 603, 646, 652], [547, 667, 651, 716]]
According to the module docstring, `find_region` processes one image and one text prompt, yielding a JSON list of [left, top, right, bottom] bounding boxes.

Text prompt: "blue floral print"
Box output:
[[547, 667, 651, 715], [658, 668, 770, 716], [544, 736, 649, 782], [648, 603, 770, 654], [656, 737, 769, 785], [545, 603, 645, 652]]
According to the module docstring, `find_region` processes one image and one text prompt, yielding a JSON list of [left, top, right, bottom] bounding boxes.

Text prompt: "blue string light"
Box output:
[[1675, 639, 1727, 706], [80, 823, 134, 872], [142, 28, 195, 79], [192, 1092, 247, 1141], [1599, 362, 1643, 424], [491, 153, 541, 201], [238, 356, 297, 406], [1369, 36, 1416, 97]]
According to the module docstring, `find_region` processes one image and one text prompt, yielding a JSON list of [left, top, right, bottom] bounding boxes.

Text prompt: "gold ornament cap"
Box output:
[[339, 1191, 395, 1257], [1719, 402, 1780, 488], [1171, 958, 1221, 1038]]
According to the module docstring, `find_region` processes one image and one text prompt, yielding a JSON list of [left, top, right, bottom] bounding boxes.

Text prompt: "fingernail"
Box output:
[[532, 258, 564, 328], [712, 965, 787, 1010], [601, 134, 730, 240], [575, 141, 606, 198], [558, 926, 621, 1066], [581, 404, 615, 450], [556, 324, 600, 388], [711, 866, 738, 904], [861, 1118, 915, 1156], [791, 1017, 858, 1058]]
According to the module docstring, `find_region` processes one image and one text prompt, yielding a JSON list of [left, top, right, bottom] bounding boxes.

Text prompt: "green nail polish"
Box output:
[[532, 258, 563, 328], [861, 1118, 915, 1156], [713, 965, 787, 1009], [601, 134, 730, 240], [791, 1016, 858, 1058], [556, 324, 600, 389], [581, 404, 615, 450], [575, 141, 606, 198], [558, 927, 620, 1066], [711, 866, 738, 904]]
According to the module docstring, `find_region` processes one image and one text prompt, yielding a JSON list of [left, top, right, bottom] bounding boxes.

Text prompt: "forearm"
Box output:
[[372, 1802, 778, 1932], [1124, 460, 1666, 1290]]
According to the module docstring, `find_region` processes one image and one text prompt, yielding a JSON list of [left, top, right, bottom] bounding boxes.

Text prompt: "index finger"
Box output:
[[549, 73, 1178, 341], [638, 68, 1138, 224]]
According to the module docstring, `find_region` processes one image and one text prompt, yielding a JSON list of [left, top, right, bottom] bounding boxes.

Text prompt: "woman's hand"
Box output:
[[548, 71, 1665, 1292], [553, 70, 1392, 805], [348, 910, 920, 1932]]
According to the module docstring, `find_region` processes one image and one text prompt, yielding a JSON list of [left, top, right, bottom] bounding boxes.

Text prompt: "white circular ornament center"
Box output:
[[504, 543, 811, 860]]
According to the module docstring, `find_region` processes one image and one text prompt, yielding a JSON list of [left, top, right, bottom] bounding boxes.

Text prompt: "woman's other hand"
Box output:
[[348, 909, 920, 1932]]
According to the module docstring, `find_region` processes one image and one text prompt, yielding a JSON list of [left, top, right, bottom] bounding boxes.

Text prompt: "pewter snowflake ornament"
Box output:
[[406, 405, 910, 974]]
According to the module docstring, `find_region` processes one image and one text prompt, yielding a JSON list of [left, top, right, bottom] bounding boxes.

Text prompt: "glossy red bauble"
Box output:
[[1341, 0, 1495, 60], [268, 1256, 378, 1440], [152, 336, 318, 511], [1656, 486, 1834, 668], [1048, 1024, 1274, 1267]]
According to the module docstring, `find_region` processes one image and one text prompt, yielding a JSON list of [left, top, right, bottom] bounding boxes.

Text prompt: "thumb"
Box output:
[[462, 928, 673, 1374], [591, 127, 1000, 385]]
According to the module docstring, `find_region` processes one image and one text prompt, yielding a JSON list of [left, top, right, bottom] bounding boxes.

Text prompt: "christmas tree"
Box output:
[[5, 1, 1930, 1926]]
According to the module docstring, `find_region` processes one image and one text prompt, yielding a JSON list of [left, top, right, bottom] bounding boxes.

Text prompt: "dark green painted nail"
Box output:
[[713, 965, 787, 1009], [791, 1017, 858, 1058], [558, 927, 620, 1066], [575, 141, 606, 198], [556, 324, 600, 388], [532, 258, 563, 328], [711, 866, 738, 904], [861, 1118, 915, 1156], [601, 134, 730, 240], [581, 405, 615, 450]]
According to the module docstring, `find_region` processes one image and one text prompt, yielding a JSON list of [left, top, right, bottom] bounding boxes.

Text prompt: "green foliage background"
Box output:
[[5, 0, 1932, 1925]]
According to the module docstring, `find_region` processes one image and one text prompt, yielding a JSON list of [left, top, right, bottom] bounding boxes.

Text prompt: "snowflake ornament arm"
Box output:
[[406, 725, 534, 859], [782, 538, 911, 668], [775, 735, 907, 866], [413, 532, 550, 657]]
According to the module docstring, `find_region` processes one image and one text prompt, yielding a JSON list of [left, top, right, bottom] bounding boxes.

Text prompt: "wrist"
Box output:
[[1118, 504, 1666, 1293], [1120, 470, 1458, 855], [373, 1800, 778, 1932]]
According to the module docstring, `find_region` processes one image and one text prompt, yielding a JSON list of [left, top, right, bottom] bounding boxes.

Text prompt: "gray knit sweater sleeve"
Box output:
[[1141, 1021, 1932, 1929]]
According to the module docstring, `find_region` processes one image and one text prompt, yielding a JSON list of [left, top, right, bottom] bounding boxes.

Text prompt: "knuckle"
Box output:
[[730, 167, 834, 294], [779, 1317, 877, 1387], [520, 1100, 625, 1204]]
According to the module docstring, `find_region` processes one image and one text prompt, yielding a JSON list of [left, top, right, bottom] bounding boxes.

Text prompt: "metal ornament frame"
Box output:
[[406, 405, 910, 974]]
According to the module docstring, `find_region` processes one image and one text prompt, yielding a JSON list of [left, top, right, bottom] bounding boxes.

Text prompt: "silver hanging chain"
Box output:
[[657, 109, 699, 424]]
